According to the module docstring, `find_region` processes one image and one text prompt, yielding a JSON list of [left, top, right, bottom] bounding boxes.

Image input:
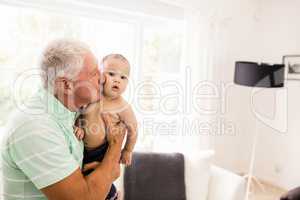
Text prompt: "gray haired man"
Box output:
[[1, 39, 125, 200]]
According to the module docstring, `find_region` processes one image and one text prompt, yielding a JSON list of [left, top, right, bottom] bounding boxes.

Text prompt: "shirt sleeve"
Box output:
[[8, 118, 80, 189]]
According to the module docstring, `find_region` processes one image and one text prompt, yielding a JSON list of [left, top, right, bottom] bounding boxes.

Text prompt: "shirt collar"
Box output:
[[39, 88, 76, 123]]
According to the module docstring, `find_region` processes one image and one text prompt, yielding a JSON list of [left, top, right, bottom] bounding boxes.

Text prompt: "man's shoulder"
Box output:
[[11, 103, 58, 126], [10, 91, 59, 125], [1, 106, 62, 166], [4, 107, 61, 144]]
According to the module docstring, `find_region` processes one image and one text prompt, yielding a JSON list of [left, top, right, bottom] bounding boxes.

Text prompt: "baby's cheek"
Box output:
[[121, 85, 127, 92], [103, 84, 111, 94]]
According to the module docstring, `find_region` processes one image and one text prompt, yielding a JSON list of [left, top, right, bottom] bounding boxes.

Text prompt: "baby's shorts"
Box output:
[[83, 142, 118, 200]]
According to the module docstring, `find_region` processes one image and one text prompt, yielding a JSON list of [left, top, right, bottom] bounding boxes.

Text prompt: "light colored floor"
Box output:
[[249, 180, 287, 200]]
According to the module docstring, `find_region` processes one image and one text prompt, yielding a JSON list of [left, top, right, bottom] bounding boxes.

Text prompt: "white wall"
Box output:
[[211, 0, 300, 190], [251, 0, 300, 189]]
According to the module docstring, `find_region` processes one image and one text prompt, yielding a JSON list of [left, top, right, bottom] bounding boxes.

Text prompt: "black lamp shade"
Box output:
[[234, 61, 284, 88]]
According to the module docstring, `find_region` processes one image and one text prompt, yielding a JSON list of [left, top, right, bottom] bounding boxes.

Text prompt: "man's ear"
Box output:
[[55, 77, 74, 95]]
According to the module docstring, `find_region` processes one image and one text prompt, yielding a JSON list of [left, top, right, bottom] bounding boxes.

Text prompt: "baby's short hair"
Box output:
[[102, 54, 130, 66], [100, 54, 130, 75]]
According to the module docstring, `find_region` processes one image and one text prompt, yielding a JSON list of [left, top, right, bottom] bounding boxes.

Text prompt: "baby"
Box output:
[[74, 54, 137, 200]]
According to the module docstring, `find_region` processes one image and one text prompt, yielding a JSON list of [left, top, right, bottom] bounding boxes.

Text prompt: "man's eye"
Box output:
[[121, 76, 127, 80], [108, 72, 115, 76]]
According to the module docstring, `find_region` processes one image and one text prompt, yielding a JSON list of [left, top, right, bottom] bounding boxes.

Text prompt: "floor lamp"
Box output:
[[234, 61, 285, 200]]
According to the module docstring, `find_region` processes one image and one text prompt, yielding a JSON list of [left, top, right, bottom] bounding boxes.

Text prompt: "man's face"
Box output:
[[72, 52, 101, 107]]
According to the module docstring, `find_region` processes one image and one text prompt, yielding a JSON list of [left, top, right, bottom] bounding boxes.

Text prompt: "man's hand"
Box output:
[[102, 113, 126, 146], [100, 113, 126, 181]]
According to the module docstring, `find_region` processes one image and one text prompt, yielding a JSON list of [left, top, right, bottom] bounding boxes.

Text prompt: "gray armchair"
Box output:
[[281, 187, 300, 200], [114, 152, 246, 200]]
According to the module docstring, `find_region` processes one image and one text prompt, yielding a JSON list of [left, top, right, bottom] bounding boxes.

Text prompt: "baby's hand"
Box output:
[[121, 149, 132, 166], [74, 126, 85, 140]]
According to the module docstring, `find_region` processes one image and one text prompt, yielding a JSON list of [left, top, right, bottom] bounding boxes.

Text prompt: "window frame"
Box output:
[[0, 0, 185, 81]]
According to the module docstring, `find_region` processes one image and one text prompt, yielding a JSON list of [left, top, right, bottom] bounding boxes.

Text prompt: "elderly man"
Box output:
[[1, 39, 126, 200]]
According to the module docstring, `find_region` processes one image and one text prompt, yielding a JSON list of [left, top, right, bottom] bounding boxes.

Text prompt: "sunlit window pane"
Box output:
[[142, 20, 183, 75], [0, 5, 136, 126]]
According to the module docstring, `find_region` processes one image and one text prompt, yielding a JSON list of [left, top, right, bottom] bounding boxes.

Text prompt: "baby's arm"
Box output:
[[121, 105, 137, 152], [119, 105, 137, 165], [73, 102, 101, 141], [74, 112, 85, 140]]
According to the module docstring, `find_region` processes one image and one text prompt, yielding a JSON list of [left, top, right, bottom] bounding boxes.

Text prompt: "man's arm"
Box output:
[[41, 114, 126, 200]]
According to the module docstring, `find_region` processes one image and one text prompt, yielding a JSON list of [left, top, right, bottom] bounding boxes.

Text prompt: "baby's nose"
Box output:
[[114, 78, 120, 83]]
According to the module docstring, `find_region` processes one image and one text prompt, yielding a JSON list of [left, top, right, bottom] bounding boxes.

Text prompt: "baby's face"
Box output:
[[103, 58, 129, 99]]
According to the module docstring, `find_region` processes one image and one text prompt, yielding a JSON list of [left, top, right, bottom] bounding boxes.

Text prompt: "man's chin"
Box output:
[[73, 94, 100, 111], [91, 93, 102, 103]]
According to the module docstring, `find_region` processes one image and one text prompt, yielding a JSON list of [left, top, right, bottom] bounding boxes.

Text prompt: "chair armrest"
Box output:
[[207, 166, 246, 200], [280, 187, 300, 200]]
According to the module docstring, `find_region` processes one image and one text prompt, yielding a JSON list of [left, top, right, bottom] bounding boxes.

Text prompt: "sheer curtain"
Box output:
[[0, 2, 137, 127], [0, 0, 215, 153], [150, 7, 217, 153]]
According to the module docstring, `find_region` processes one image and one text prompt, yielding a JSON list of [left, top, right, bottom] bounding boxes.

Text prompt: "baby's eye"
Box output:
[[108, 72, 115, 76], [121, 76, 127, 80]]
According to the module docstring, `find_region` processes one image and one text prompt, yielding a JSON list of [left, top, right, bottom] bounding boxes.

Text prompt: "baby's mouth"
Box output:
[[112, 85, 119, 91]]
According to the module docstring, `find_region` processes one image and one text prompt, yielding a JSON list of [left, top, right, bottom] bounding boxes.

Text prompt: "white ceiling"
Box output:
[[75, 0, 184, 19], [0, 0, 185, 19]]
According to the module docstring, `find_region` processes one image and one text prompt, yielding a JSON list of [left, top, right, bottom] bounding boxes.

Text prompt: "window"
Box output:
[[0, 3, 185, 151], [0, 4, 136, 126], [142, 20, 183, 75], [136, 19, 184, 151]]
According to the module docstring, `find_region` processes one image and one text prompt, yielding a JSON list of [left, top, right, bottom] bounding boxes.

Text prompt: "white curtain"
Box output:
[[152, 7, 218, 153], [0, 0, 217, 153]]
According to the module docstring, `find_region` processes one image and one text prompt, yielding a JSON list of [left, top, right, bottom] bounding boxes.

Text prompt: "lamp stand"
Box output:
[[244, 117, 265, 200]]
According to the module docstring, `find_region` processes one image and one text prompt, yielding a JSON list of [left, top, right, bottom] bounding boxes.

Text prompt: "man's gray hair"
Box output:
[[40, 39, 90, 89]]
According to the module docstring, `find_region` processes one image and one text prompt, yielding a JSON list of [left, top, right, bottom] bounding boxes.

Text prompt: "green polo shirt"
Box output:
[[1, 88, 84, 200]]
